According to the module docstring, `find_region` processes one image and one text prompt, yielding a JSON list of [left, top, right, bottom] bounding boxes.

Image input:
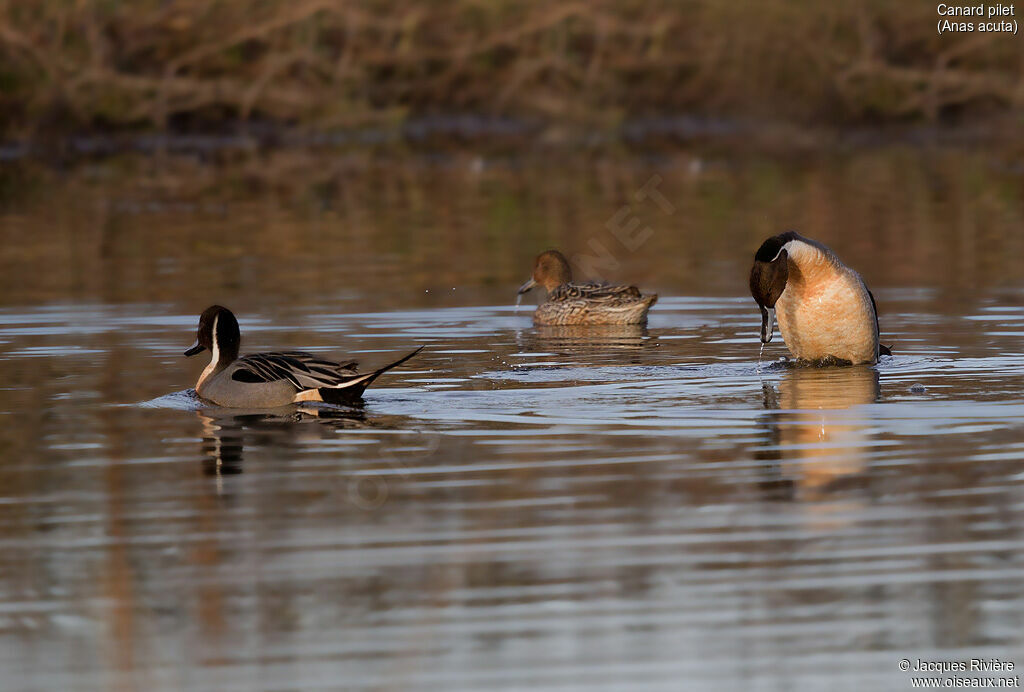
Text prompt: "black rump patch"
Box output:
[[866, 289, 893, 356]]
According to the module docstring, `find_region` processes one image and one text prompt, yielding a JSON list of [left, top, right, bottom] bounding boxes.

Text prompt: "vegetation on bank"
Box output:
[[0, 1, 1021, 140]]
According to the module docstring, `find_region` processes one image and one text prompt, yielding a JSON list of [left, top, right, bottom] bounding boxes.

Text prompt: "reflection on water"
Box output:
[[517, 324, 653, 364], [759, 367, 880, 502], [197, 403, 417, 478], [3, 148, 1024, 309], [198, 411, 245, 477], [1, 151, 1024, 690]]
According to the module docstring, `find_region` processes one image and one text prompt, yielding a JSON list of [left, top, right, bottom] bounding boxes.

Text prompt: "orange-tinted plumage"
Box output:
[[750, 232, 886, 365]]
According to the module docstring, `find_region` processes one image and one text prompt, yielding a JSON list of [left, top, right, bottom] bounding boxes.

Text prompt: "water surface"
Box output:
[[1, 149, 1023, 690]]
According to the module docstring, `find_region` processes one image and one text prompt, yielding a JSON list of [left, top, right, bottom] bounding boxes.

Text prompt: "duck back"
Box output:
[[775, 242, 879, 364], [535, 282, 657, 326]]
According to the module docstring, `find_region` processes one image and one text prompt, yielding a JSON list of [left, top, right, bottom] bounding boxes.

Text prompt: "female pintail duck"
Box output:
[[517, 249, 657, 326], [749, 231, 891, 365], [184, 305, 423, 407]]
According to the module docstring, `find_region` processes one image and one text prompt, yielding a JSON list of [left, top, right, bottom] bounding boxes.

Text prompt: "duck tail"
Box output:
[[879, 343, 893, 357], [317, 347, 424, 404]]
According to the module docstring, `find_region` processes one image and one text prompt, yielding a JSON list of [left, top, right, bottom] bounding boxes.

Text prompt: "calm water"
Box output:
[[1, 148, 1024, 691]]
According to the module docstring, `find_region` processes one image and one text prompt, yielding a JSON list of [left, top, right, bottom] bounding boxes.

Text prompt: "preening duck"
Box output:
[[184, 305, 422, 407], [749, 231, 890, 365], [517, 249, 657, 326]]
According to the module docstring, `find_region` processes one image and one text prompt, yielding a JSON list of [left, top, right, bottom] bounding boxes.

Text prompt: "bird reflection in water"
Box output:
[[517, 324, 655, 360], [757, 365, 881, 512], [197, 404, 369, 485]]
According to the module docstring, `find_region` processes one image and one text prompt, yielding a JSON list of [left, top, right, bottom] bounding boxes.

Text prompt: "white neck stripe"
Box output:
[[210, 314, 220, 364], [197, 314, 221, 389], [770, 241, 792, 262]]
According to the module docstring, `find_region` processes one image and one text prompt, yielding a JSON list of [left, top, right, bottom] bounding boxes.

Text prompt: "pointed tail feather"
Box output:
[[317, 346, 424, 404]]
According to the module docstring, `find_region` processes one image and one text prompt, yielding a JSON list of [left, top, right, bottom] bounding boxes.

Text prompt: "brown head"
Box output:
[[518, 250, 573, 295], [184, 305, 241, 364], [750, 233, 797, 343]]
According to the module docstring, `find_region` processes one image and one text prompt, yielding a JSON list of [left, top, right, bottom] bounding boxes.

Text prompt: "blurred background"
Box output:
[[2, 0, 1023, 306], [2, 1, 1022, 136], [2, 3, 1024, 691]]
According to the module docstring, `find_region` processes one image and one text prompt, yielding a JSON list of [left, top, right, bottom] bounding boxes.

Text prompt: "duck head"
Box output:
[[185, 305, 241, 363], [749, 234, 792, 343], [518, 250, 573, 295]]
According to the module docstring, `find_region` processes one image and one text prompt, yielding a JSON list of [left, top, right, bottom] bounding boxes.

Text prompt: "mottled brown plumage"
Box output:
[[518, 250, 657, 325]]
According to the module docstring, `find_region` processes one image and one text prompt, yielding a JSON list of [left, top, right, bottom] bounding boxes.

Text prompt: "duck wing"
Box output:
[[549, 282, 644, 304], [231, 351, 359, 390]]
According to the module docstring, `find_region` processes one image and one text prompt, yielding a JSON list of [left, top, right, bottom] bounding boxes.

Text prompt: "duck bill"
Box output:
[[759, 306, 776, 344], [517, 277, 537, 295], [184, 340, 205, 357]]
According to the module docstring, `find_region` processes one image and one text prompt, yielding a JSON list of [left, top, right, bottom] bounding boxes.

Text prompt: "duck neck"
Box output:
[[784, 240, 839, 293], [542, 277, 568, 293], [197, 352, 223, 390], [197, 315, 237, 389]]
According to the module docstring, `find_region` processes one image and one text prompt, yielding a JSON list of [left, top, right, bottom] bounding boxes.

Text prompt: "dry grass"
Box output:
[[1, 0, 1021, 138]]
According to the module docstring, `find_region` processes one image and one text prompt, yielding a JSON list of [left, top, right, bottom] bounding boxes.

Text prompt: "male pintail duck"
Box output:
[[517, 249, 657, 326], [184, 305, 422, 407], [749, 231, 891, 365]]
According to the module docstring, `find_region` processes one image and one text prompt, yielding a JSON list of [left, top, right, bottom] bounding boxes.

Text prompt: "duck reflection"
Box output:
[[757, 366, 880, 504], [197, 404, 368, 479], [516, 324, 654, 359]]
